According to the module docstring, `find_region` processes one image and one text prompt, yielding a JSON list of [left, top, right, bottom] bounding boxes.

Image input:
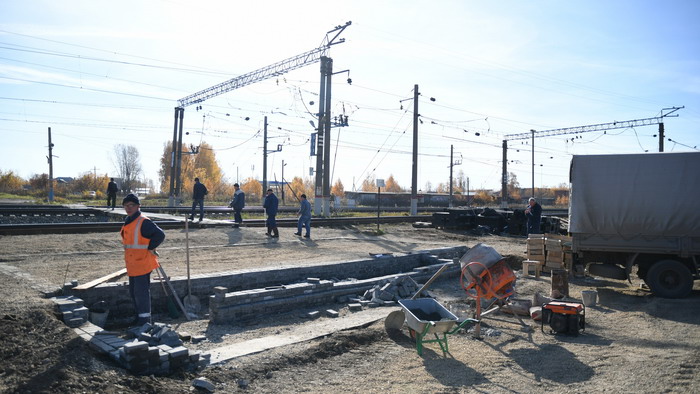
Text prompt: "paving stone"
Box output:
[[123, 340, 149, 354], [325, 309, 339, 318], [348, 303, 362, 312], [167, 346, 189, 360], [307, 311, 320, 319], [193, 377, 215, 392]]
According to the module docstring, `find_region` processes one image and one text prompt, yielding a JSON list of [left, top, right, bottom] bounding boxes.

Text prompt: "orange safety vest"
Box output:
[[121, 214, 159, 276]]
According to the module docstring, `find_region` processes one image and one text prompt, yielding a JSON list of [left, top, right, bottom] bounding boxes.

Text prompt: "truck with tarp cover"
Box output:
[[569, 152, 700, 298]]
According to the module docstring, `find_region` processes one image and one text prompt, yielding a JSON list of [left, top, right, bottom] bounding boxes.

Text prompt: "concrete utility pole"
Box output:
[[263, 116, 268, 195], [531, 129, 535, 199], [281, 160, 287, 205], [449, 145, 454, 208], [314, 57, 329, 216], [658, 123, 665, 152], [410, 84, 419, 216], [47, 127, 54, 202], [501, 140, 507, 208], [168, 107, 184, 206], [322, 58, 334, 217]]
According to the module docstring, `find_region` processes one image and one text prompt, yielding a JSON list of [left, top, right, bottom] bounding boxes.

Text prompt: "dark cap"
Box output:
[[301, 194, 307, 199], [122, 193, 140, 206], [267, 189, 273, 192], [234, 183, 239, 187]]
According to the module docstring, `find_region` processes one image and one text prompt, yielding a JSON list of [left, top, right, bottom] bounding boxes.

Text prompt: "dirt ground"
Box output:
[[0, 223, 699, 393]]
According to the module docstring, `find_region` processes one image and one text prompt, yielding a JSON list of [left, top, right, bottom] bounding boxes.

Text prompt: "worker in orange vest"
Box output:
[[121, 193, 165, 326]]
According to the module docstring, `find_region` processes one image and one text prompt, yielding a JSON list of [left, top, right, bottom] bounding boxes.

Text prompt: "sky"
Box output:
[[1, 0, 699, 195]]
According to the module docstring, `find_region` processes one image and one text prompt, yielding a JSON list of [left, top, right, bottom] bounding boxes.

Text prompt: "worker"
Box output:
[[106, 178, 119, 210], [263, 188, 279, 237], [294, 194, 311, 238], [525, 197, 542, 235], [229, 183, 245, 227], [189, 177, 208, 222], [121, 193, 165, 326]]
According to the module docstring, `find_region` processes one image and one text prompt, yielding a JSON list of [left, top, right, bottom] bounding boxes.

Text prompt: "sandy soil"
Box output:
[[0, 223, 699, 393]]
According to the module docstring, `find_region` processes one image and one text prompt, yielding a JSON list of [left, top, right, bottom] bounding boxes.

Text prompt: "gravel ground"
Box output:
[[0, 223, 699, 393]]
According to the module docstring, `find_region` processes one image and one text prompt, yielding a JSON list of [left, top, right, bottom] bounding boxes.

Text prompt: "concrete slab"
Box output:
[[208, 307, 398, 364]]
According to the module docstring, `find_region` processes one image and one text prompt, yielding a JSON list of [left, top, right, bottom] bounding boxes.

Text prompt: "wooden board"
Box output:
[[73, 268, 127, 290]]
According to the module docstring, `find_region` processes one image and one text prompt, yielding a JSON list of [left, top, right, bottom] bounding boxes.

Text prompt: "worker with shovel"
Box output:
[[121, 193, 165, 326]]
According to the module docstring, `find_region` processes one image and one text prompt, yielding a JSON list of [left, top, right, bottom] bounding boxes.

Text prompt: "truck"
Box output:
[[569, 151, 700, 298]]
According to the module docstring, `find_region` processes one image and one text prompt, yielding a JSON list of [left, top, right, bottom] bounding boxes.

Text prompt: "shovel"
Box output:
[[183, 216, 201, 315]]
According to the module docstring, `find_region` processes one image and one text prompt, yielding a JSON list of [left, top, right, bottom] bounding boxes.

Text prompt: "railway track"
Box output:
[[0, 215, 430, 235], [0, 203, 567, 235]]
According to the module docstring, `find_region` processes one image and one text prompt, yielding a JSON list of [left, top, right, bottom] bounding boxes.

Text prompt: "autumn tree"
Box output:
[[159, 141, 226, 198], [472, 190, 495, 205], [113, 144, 142, 193], [0, 170, 25, 193], [384, 174, 402, 192], [331, 179, 345, 197], [360, 175, 377, 192], [28, 173, 49, 193], [240, 177, 262, 203], [508, 172, 521, 202]]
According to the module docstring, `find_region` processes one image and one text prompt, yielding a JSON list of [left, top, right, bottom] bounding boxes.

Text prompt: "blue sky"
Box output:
[[1, 0, 698, 194]]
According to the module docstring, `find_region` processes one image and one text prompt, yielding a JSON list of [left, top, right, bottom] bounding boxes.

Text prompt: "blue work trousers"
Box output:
[[190, 199, 204, 220], [297, 215, 311, 236], [129, 273, 152, 325]]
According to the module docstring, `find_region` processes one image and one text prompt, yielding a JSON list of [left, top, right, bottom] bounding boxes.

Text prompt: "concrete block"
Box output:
[[87, 337, 115, 354], [325, 309, 339, 318], [213, 286, 228, 300], [192, 335, 207, 344], [306, 277, 321, 283], [193, 377, 216, 392], [167, 346, 189, 360], [124, 340, 149, 354], [307, 311, 320, 319], [348, 303, 362, 312], [178, 331, 192, 341]]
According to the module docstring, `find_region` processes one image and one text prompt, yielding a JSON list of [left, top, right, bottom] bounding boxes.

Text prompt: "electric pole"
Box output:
[[658, 122, 665, 152], [263, 116, 268, 196], [410, 84, 419, 216], [47, 127, 54, 202], [449, 145, 454, 208]]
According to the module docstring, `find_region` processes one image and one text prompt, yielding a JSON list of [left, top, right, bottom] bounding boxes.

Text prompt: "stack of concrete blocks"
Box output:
[[361, 275, 421, 306], [117, 323, 208, 375], [544, 233, 574, 273], [526, 235, 545, 264], [51, 295, 90, 328]]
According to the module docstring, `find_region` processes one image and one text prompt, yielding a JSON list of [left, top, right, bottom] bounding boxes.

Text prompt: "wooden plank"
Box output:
[[73, 268, 127, 290]]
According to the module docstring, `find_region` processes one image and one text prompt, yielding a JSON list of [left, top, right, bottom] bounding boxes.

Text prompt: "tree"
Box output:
[[424, 181, 433, 193], [508, 172, 521, 202], [159, 141, 226, 198], [288, 176, 306, 202], [331, 179, 345, 197], [28, 173, 49, 193], [360, 175, 377, 192], [384, 174, 402, 192], [240, 177, 262, 203], [113, 144, 142, 193], [473, 190, 495, 205], [0, 170, 25, 193]]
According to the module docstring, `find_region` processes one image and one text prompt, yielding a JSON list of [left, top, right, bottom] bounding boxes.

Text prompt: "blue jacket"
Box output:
[[526, 202, 542, 223], [298, 199, 311, 218], [231, 189, 245, 209], [193, 182, 208, 200], [263, 193, 279, 216]]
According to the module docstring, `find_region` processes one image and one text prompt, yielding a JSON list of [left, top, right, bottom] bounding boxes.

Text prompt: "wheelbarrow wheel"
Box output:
[[409, 328, 417, 340]]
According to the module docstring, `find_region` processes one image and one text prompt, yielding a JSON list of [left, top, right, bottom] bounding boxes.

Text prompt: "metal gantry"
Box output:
[[168, 22, 351, 206], [500, 106, 683, 206]]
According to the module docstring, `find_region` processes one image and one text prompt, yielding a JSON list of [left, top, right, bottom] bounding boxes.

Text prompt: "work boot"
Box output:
[[265, 228, 271, 236], [304, 234, 310, 238], [272, 227, 279, 238], [294, 232, 301, 236]]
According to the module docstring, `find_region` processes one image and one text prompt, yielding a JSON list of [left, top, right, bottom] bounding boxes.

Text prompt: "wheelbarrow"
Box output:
[[397, 298, 478, 356]]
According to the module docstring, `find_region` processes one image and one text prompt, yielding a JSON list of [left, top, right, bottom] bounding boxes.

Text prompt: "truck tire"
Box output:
[[645, 259, 693, 299]]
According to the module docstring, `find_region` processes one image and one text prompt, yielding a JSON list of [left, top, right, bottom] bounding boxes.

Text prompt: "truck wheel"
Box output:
[[645, 259, 693, 299]]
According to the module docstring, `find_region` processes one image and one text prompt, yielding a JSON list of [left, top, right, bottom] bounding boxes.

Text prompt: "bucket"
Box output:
[[581, 290, 598, 307], [90, 301, 109, 327], [90, 310, 109, 327]]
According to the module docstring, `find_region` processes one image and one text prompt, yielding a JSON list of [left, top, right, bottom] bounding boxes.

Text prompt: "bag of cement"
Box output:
[[529, 306, 542, 321]]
